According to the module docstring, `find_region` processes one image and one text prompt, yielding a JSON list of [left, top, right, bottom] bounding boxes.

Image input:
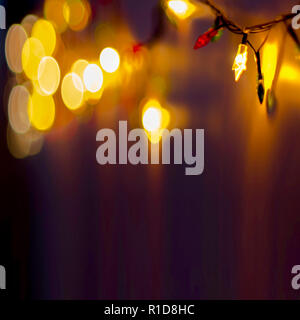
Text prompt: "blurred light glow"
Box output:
[[262, 42, 278, 90], [61, 72, 84, 110], [7, 126, 30, 159], [83, 64, 103, 92], [28, 131, 44, 156], [232, 44, 248, 82], [8, 85, 31, 134], [44, 0, 68, 33], [167, 0, 196, 19], [5, 24, 28, 74], [84, 87, 103, 104], [279, 65, 299, 82], [32, 19, 57, 56], [7, 126, 44, 159], [21, 14, 38, 35], [71, 59, 89, 86], [143, 107, 162, 132], [100, 47, 120, 73], [95, 23, 116, 49], [63, 0, 90, 31], [28, 91, 56, 131], [38, 56, 61, 95], [22, 37, 46, 80], [142, 99, 170, 144], [72, 59, 103, 103]]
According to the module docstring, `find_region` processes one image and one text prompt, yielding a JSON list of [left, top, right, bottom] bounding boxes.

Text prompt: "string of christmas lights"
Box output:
[[145, 0, 300, 104], [190, 0, 300, 103]]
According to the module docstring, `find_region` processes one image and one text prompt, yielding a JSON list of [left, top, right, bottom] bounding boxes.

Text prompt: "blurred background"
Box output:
[[1, 0, 300, 299]]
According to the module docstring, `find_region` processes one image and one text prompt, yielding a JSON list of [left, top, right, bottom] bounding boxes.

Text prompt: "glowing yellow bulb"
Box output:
[[83, 64, 104, 92], [28, 91, 56, 131], [168, 0, 188, 14], [38, 56, 61, 95], [262, 42, 278, 91], [61, 73, 84, 110], [143, 107, 162, 132], [232, 44, 248, 82], [167, 0, 196, 19], [100, 47, 120, 73], [142, 99, 170, 144], [32, 19, 57, 56]]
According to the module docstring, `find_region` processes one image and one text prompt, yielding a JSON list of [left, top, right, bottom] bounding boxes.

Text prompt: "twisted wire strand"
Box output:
[[198, 0, 296, 35], [197, 0, 298, 53]]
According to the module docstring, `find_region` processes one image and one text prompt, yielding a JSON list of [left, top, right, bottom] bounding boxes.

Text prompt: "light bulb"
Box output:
[[143, 107, 162, 132], [232, 44, 248, 82], [167, 0, 196, 20]]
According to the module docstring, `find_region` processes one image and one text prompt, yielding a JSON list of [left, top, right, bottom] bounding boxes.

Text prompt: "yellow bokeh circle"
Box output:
[[28, 91, 56, 131], [71, 59, 89, 84], [22, 37, 46, 80], [61, 73, 84, 110], [38, 56, 61, 95], [32, 19, 57, 56]]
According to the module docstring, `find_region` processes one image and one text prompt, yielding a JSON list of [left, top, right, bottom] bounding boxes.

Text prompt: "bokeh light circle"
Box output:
[[100, 47, 120, 73], [28, 91, 56, 131], [83, 64, 104, 93], [7, 126, 44, 159], [61, 73, 84, 110], [38, 56, 61, 95], [5, 24, 28, 74], [142, 107, 162, 132], [32, 19, 57, 56], [71, 59, 89, 84], [44, 0, 68, 33], [63, 0, 90, 31], [8, 85, 31, 134], [21, 14, 38, 35], [22, 37, 46, 80]]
